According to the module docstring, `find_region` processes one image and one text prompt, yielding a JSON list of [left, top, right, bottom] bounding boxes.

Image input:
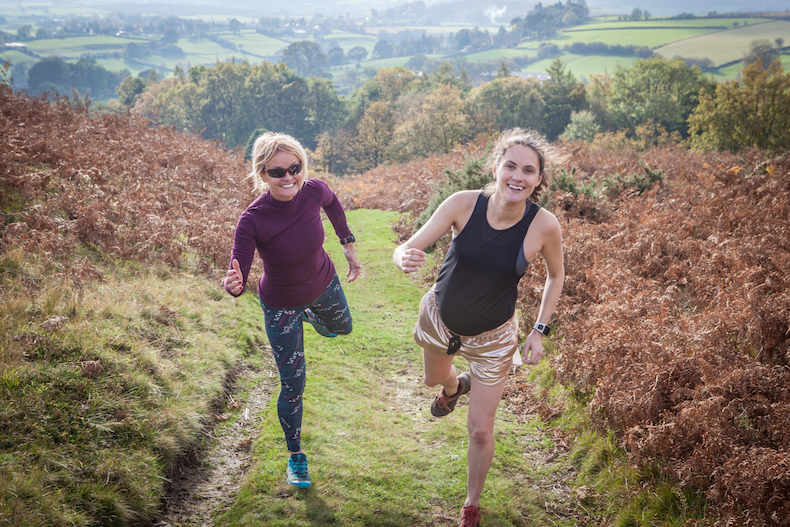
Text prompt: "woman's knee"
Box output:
[[333, 317, 352, 335], [467, 422, 494, 445]]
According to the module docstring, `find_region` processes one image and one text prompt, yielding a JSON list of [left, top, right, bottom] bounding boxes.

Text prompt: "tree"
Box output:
[[123, 42, 145, 60], [541, 57, 586, 140], [688, 59, 790, 151], [364, 67, 416, 104], [495, 61, 511, 79], [305, 77, 346, 147], [16, 24, 32, 40], [281, 41, 330, 78], [244, 127, 268, 160], [372, 40, 394, 60], [347, 46, 368, 63], [609, 56, 714, 137], [116, 75, 146, 106], [585, 73, 613, 131], [162, 29, 179, 44], [743, 39, 780, 71], [560, 110, 601, 142], [327, 46, 345, 66], [357, 101, 394, 170], [390, 83, 470, 160], [467, 76, 543, 134], [229, 18, 241, 34], [27, 56, 70, 94]]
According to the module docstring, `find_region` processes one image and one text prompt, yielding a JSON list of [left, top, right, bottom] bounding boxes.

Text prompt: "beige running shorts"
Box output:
[[413, 286, 519, 386]]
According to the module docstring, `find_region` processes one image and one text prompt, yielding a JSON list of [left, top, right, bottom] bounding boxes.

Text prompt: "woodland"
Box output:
[[1, 34, 790, 527]]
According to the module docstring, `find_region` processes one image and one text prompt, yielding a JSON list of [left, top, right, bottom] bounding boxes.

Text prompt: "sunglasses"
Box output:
[[263, 163, 303, 179]]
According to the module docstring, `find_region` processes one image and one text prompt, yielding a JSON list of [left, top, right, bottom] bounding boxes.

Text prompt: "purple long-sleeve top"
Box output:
[[227, 178, 352, 308]]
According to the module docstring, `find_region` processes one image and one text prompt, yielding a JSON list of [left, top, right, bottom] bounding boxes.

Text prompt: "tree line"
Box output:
[[115, 47, 789, 178]]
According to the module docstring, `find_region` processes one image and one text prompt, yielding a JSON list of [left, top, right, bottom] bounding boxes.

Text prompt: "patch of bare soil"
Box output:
[[156, 351, 277, 527]]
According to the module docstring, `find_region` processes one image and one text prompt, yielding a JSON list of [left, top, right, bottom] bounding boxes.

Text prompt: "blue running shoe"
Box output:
[[287, 453, 311, 489], [302, 308, 338, 338]]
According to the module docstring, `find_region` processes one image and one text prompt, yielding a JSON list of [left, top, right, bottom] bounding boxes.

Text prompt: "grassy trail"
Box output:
[[212, 209, 577, 527]]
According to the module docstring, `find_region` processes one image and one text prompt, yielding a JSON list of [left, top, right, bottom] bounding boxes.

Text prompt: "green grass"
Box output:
[[322, 30, 379, 53], [570, 16, 771, 31], [0, 246, 265, 526]]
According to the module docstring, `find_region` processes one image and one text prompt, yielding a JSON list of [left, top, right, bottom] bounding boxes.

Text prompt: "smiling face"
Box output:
[[493, 144, 542, 203], [262, 150, 305, 202]]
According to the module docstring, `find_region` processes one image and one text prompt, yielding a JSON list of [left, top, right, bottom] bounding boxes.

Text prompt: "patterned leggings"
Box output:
[[260, 274, 353, 453]]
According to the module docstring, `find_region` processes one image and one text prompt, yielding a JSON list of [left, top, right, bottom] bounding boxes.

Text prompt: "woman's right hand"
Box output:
[[224, 259, 243, 295], [394, 246, 427, 273]]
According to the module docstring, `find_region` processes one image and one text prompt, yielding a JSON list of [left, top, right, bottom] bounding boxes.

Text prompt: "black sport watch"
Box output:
[[533, 322, 551, 336], [340, 234, 355, 245]]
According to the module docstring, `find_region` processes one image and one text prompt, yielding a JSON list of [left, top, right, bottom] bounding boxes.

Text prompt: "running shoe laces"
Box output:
[[286, 453, 311, 489]]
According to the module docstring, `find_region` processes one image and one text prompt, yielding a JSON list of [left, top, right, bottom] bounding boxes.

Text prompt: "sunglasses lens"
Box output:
[[265, 163, 302, 178]]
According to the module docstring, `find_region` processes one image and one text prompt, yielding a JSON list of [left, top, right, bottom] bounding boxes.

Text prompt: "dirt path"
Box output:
[[156, 354, 587, 526], [157, 352, 278, 527]]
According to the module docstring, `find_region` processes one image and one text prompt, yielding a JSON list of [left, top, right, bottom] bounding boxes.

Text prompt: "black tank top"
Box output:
[[434, 193, 540, 336]]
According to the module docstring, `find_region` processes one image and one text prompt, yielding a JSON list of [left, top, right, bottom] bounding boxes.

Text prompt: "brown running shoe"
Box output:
[[430, 372, 471, 417], [459, 505, 481, 527]]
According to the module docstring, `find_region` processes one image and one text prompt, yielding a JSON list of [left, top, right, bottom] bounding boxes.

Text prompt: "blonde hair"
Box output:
[[248, 132, 309, 195], [482, 128, 557, 198]]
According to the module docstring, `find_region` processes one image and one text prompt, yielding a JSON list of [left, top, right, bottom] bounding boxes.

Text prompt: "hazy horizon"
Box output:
[[2, 0, 788, 21]]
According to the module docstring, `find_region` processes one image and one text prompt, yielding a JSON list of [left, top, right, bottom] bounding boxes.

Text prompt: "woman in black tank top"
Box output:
[[393, 128, 565, 527]]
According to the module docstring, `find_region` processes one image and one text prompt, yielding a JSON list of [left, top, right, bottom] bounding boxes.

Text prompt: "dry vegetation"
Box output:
[[0, 83, 252, 277], [330, 141, 790, 526], [2, 79, 789, 525]]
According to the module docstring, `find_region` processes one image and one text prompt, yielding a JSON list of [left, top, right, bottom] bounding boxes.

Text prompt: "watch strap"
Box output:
[[533, 322, 551, 336]]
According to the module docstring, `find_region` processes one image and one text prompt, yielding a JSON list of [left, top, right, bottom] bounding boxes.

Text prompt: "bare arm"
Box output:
[[393, 191, 478, 273], [522, 211, 565, 365]]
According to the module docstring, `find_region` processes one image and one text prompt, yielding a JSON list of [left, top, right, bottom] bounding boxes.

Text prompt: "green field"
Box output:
[[24, 35, 142, 57], [555, 26, 716, 47], [216, 29, 291, 58], [655, 20, 790, 66], [322, 30, 379, 54]]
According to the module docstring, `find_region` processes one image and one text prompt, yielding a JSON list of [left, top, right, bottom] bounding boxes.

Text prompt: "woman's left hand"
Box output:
[[342, 243, 362, 282], [521, 330, 545, 365]]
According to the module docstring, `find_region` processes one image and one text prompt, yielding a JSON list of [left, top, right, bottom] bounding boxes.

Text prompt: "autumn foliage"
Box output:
[[0, 81, 252, 277], [2, 81, 790, 525]]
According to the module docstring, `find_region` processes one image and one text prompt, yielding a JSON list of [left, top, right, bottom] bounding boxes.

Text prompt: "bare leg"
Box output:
[[464, 376, 507, 508], [422, 348, 460, 396]]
